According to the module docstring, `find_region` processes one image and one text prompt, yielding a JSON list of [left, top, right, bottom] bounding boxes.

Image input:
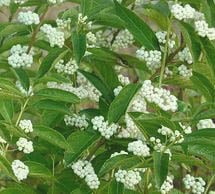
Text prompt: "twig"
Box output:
[[86, 138, 105, 160], [27, 7, 49, 53]]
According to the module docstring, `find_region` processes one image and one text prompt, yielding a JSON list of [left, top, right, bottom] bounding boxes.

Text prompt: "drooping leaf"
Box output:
[[190, 71, 215, 102], [99, 155, 144, 176], [24, 161, 52, 179], [153, 152, 169, 188], [37, 48, 68, 78], [0, 100, 14, 123], [64, 131, 100, 165], [108, 83, 141, 123], [33, 125, 69, 149], [35, 88, 80, 104], [114, 0, 160, 50], [72, 30, 86, 64], [11, 68, 30, 91], [179, 22, 201, 62]]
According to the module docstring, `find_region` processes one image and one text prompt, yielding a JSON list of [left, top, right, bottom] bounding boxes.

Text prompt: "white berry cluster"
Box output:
[[140, 80, 178, 112], [136, 47, 162, 71], [158, 126, 173, 136], [115, 169, 142, 190], [127, 140, 150, 157], [71, 160, 100, 189], [117, 114, 142, 139], [183, 174, 206, 194], [160, 175, 174, 194], [112, 29, 134, 50], [0, 0, 10, 6], [197, 119, 215, 129], [86, 32, 97, 48], [8, 44, 33, 68], [40, 24, 65, 48], [118, 74, 130, 86], [91, 116, 118, 139], [16, 81, 33, 97], [16, 137, 34, 154], [178, 47, 193, 64], [64, 114, 88, 130], [155, 31, 176, 50], [78, 13, 92, 30], [164, 67, 173, 78], [113, 85, 123, 96], [56, 18, 71, 29], [178, 65, 192, 78], [150, 137, 167, 153], [47, 80, 101, 102], [17, 11, 40, 25], [11, 160, 29, 181], [19, 119, 33, 133], [48, 0, 64, 4], [195, 20, 215, 40], [54, 59, 78, 75], [171, 3, 215, 40], [110, 150, 128, 158], [113, 74, 130, 96]]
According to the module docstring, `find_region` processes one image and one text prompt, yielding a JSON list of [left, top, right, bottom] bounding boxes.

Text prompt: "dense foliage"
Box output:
[[0, 0, 215, 193]]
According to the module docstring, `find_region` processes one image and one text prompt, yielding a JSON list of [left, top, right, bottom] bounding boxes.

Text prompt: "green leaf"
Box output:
[[33, 125, 69, 149], [114, 0, 160, 50], [190, 71, 215, 102], [24, 161, 52, 179], [80, 70, 114, 103], [0, 24, 29, 38], [0, 100, 14, 123], [81, 0, 113, 18], [183, 128, 215, 161], [11, 68, 30, 91], [169, 189, 184, 194], [64, 131, 100, 165], [35, 88, 80, 104], [99, 155, 144, 176], [108, 180, 124, 194], [179, 22, 201, 62], [202, 0, 215, 27], [129, 112, 176, 139], [72, 31, 86, 64], [108, 83, 141, 123], [200, 37, 215, 77], [37, 48, 68, 78], [153, 152, 169, 188], [0, 155, 15, 179], [32, 99, 70, 114]]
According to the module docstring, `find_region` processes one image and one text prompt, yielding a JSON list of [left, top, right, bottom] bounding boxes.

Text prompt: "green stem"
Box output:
[[204, 174, 215, 194], [159, 15, 173, 87], [15, 98, 30, 127], [51, 156, 55, 194]]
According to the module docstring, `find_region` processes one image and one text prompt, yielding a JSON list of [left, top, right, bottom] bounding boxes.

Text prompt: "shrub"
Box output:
[[0, 0, 215, 193]]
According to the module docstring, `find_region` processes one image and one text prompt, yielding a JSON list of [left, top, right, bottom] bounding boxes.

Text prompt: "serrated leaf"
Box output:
[[33, 125, 68, 149], [64, 131, 100, 165], [11, 68, 30, 91], [190, 71, 215, 102], [72, 31, 86, 64], [24, 161, 52, 179], [114, 0, 160, 50], [200, 37, 215, 76], [180, 22, 201, 62], [35, 88, 80, 104], [108, 83, 141, 123], [0, 100, 13, 123], [32, 99, 70, 114], [80, 70, 114, 103], [99, 155, 144, 176], [153, 152, 169, 188], [37, 48, 68, 78]]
